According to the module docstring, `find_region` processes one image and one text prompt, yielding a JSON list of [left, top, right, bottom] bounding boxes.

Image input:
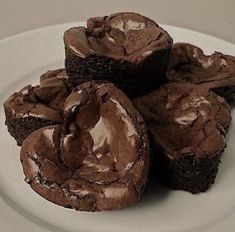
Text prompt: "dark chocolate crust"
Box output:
[[64, 12, 173, 98], [133, 83, 231, 193], [3, 69, 70, 146], [154, 146, 222, 193], [167, 43, 235, 101], [4, 112, 58, 146], [20, 81, 149, 211], [65, 47, 171, 97]]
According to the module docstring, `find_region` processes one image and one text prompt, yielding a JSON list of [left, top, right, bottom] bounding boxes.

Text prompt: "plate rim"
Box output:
[[0, 22, 235, 232]]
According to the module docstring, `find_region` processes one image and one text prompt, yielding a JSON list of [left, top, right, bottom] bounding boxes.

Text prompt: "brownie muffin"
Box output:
[[64, 12, 173, 98], [133, 83, 231, 193], [4, 69, 70, 145], [20, 81, 149, 211], [167, 43, 235, 100]]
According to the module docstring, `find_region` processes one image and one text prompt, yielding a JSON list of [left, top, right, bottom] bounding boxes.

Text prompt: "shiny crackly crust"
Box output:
[[20, 82, 149, 211], [133, 83, 231, 193], [64, 12, 173, 98], [3, 69, 69, 146], [167, 43, 235, 100]]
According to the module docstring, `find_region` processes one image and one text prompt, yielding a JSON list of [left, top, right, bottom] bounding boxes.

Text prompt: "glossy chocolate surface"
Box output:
[[133, 83, 231, 160], [4, 69, 69, 122], [167, 43, 235, 90], [64, 12, 172, 63], [20, 82, 149, 211]]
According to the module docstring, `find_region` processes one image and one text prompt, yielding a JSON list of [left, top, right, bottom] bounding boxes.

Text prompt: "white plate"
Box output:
[[0, 22, 235, 232]]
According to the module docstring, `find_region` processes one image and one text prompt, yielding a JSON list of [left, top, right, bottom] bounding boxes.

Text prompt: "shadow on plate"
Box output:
[[129, 179, 171, 210]]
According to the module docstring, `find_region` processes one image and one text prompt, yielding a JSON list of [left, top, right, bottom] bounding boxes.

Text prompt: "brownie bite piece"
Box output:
[[64, 12, 173, 98], [167, 43, 235, 100], [20, 81, 149, 211], [133, 83, 231, 193], [3, 69, 70, 145]]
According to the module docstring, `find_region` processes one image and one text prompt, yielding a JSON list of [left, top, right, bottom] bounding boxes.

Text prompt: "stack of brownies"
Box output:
[[3, 12, 235, 211]]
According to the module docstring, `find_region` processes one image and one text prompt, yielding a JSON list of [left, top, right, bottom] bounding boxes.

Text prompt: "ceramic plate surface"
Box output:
[[0, 22, 235, 232]]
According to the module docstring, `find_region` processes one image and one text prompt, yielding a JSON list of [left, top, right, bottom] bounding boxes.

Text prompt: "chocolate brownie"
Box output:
[[167, 43, 235, 100], [64, 12, 173, 98], [4, 69, 70, 145], [133, 83, 231, 193], [20, 81, 149, 211]]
